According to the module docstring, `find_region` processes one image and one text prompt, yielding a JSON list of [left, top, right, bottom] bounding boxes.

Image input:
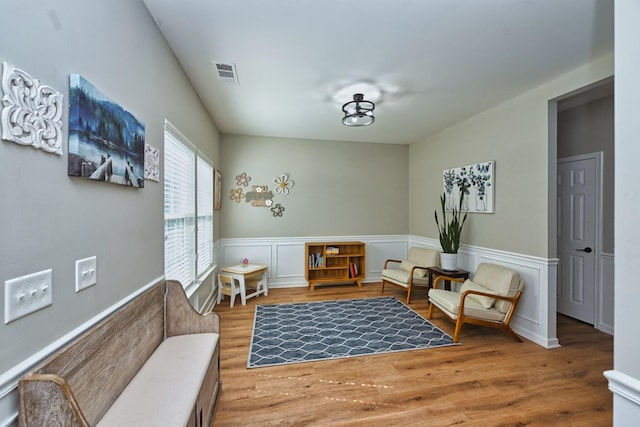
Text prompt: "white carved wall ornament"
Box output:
[[1, 61, 64, 155]]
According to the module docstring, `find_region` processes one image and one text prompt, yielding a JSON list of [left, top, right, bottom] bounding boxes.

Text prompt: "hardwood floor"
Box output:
[[211, 283, 613, 426]]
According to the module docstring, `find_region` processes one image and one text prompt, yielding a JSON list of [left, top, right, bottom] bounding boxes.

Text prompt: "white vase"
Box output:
[[440, 253, 458, 271]]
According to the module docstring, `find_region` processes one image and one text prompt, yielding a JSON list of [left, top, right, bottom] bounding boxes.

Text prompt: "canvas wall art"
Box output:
[[144, 144, 160, 182], [443, 160, 494, 213], [68, 74, 145, 187]]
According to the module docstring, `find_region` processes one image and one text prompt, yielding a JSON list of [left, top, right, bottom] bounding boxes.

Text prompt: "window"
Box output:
[[197, 156, 214, 275], [164, 121, 214, 289]]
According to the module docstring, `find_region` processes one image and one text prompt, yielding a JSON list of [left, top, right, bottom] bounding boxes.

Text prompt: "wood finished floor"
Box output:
[[211, 283, 613, 426]]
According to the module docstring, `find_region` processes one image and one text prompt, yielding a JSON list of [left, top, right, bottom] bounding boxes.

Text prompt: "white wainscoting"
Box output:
[[218, 235, 409, 288], [218, 235, 560, 349], [0, 235, 577, 426]]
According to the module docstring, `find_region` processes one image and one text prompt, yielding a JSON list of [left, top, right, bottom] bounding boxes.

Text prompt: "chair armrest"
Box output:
[[460, 290, 518, 303], [432, 275, 466, 289], [383, 259, 402, 269]]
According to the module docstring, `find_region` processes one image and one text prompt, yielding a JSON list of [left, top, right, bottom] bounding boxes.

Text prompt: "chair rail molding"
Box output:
[[604, 370, 640, 415]]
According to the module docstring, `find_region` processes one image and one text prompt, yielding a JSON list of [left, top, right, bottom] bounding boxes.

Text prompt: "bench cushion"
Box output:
[[97, 333, 219, 427]]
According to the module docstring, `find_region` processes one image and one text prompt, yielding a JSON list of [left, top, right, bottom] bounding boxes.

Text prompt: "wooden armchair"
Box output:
[[427, 263, 524, 343], [381, 247, 440, 303]]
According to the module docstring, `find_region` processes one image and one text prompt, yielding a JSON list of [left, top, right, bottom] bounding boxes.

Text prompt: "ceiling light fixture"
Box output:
[[342, 93, 375, 127]]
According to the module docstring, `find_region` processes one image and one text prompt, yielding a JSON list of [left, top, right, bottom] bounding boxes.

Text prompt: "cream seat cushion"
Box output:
[[97, 333, 219, 427], [428, 288, 506, 322], [381, 267, 431, 287]]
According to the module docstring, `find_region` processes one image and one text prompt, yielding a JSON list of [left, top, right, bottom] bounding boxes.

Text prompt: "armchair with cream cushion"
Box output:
[[427, 262, 524, 343], [381, 247, 440, 303]]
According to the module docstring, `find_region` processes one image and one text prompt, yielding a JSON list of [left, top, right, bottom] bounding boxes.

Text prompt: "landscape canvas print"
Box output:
[[68, 74, 145, 187]]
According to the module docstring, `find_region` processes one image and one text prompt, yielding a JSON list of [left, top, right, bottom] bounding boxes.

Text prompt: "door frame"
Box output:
[[557, 151, 604, 330]]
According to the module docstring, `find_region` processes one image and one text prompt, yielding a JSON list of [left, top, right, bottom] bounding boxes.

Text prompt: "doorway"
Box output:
[[554, 79, 614, 337], [556, 153, 601, 324]]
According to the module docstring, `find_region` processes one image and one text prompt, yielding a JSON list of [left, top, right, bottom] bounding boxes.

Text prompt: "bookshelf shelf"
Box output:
[[305, 241, 366, 290]]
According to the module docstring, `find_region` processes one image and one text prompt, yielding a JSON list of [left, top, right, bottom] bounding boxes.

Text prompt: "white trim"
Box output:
[[605, 370, 640, 407], [598, 252, 615, 335], [0, 276, 165, 426]]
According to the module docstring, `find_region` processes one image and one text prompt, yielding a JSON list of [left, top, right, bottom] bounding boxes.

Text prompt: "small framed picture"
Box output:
[[214, 169, 222, 210]]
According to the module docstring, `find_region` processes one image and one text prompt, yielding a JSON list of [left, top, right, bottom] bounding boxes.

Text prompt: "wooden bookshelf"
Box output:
[[305, 241, 366, 290]]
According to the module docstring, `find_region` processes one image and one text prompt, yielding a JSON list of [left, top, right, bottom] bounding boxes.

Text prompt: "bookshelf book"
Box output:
[[305, 241, 366, 290]]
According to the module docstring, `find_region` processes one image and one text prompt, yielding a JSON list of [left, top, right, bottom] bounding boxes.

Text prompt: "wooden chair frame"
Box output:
[[380, 258, 431, 304], [427, 275, 523, 343]]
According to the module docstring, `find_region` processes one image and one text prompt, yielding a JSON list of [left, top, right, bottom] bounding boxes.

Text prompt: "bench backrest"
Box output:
[[22, 282, 166, 425]]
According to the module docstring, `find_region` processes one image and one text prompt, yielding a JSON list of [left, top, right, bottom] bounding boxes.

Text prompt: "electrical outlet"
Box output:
[[75, 256, 97, 292], [4, 269, 53, 324]]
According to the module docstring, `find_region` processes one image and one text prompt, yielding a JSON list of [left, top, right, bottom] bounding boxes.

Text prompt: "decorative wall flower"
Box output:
[[229, 188, 245, 203], [236, 172, 251, 187], [274, 174, 294, 195], [245, 185, 273, 207], [271, 203, 285, 217]]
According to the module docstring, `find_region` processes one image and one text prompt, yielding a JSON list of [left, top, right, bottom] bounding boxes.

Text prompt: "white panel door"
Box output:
[[557, 157, 597, 323]]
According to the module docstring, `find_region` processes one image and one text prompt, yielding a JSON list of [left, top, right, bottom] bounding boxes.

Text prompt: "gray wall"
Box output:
[[408, 55, 613, 258], [220, 134, 409, 238], [558, 95, 614, 253], [0, 0, 220, 374]]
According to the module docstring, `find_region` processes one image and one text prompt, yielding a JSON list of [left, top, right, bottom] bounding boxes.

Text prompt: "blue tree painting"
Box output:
[[68, 74, 145, 187]]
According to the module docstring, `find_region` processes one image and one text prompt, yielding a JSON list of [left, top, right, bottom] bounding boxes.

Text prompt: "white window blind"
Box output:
[[197, 155, 214, 275], [164, 127, 196, 288]]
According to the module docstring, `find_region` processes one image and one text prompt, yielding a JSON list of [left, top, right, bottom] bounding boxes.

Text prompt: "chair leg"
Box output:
[[406, 286, 412, 304], [380, 280, 385, 294], [427, 302, 434, 319], [453, 318, 464, 343]]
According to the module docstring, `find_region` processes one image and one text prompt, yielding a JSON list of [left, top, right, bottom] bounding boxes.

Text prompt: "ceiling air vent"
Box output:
[[212, 61, 239, 85]]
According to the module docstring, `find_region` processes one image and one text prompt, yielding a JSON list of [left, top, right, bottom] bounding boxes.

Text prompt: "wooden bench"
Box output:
[[17, 280, 221, 427]]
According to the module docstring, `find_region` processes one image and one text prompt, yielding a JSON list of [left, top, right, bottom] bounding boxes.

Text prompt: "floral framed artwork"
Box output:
[[443, 160, 494, 213], [214, 168, 222, 210]]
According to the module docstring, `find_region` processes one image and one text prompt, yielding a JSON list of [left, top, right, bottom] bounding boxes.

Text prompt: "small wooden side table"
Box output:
[[426, 266, 470, 291], [221, 264, 268, 305]]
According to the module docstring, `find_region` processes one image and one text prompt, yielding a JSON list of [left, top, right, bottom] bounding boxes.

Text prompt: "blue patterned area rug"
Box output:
[[248, 297, 458, 368]]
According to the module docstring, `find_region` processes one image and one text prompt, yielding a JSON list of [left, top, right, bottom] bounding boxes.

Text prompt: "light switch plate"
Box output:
[[4, 269, 53, 324], [75, 256, 97, 292]]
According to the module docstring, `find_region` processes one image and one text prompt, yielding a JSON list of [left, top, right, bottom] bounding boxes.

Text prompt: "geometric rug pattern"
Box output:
[[248, 297, 457, 368]]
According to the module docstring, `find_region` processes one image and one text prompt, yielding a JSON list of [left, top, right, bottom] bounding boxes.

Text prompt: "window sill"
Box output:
[[184, 264, 217, 298]]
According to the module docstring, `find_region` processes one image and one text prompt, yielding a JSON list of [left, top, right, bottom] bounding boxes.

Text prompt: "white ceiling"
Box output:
[[142, 0, 613, 145]]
